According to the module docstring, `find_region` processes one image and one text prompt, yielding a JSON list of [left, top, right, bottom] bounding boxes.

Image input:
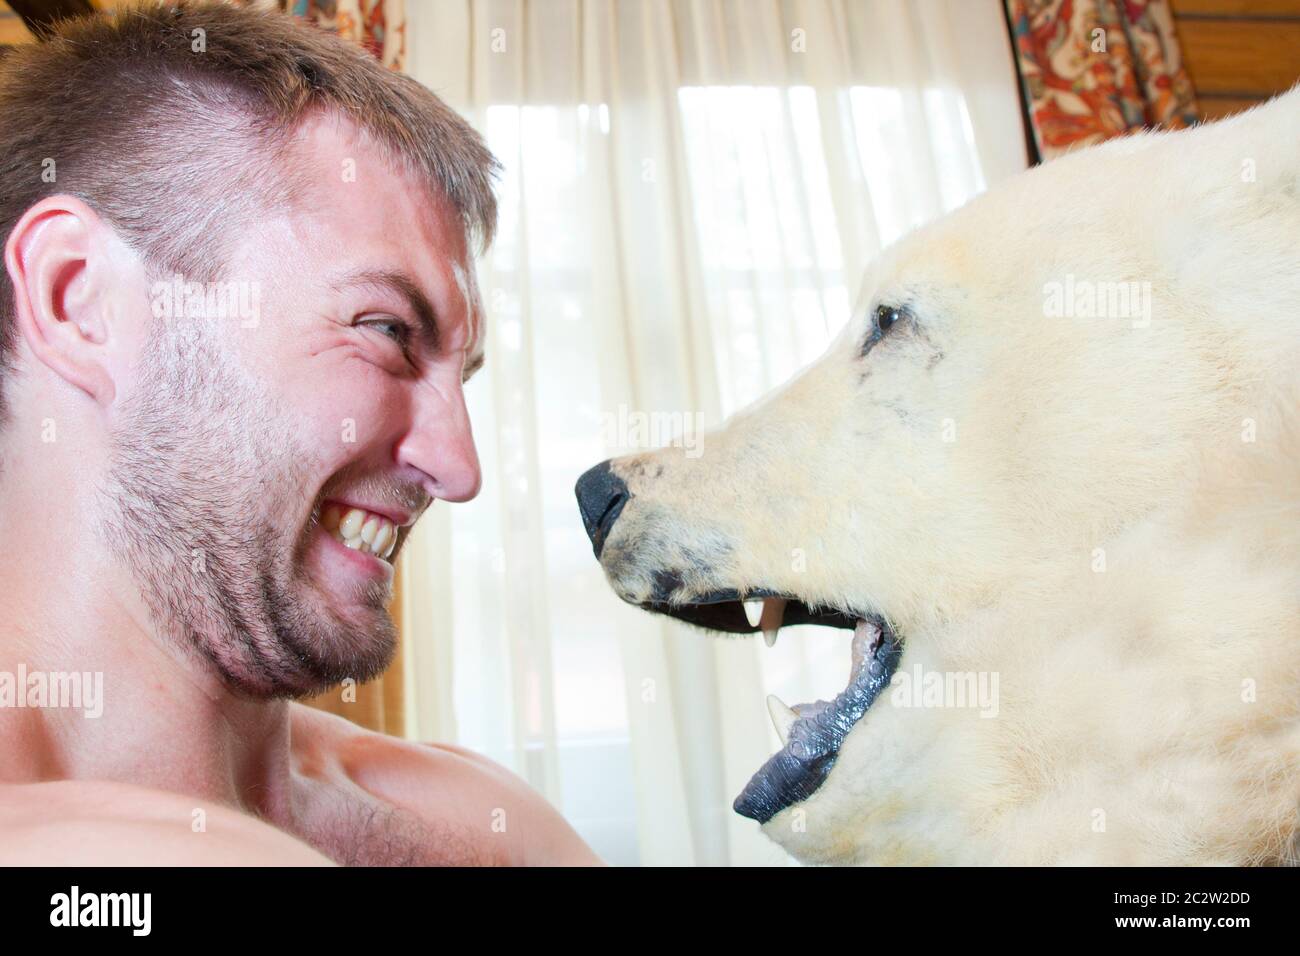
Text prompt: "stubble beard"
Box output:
[[97, 316, 396, 699]]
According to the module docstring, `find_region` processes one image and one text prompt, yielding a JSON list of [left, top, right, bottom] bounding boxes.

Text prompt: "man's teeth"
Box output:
[[766, 694, 797, 745], [321, 504, 397, 561]]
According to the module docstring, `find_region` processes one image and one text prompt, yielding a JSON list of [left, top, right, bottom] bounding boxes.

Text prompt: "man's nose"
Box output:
[[574, 460, 629, 559], [399, 388, 482, 503], [435, 435, 481, 502]]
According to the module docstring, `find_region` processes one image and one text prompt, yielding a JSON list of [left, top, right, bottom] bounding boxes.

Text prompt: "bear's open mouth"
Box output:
[[638, 590, 903, 824]]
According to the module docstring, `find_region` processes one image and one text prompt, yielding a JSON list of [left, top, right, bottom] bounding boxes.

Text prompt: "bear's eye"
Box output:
[[876, 304, 904, 333], [861, 303, 909, 357]]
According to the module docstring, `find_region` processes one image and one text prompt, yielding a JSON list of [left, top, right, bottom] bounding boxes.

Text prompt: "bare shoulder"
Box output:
[[290, 704, 604, 866], [0, 779, 334, 867]]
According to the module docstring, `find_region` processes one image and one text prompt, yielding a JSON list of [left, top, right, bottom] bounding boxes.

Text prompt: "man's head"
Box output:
[[0, 2, 497, 697]]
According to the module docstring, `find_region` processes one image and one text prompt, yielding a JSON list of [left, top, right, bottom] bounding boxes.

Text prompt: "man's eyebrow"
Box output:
[[333, 269, 440, 351]]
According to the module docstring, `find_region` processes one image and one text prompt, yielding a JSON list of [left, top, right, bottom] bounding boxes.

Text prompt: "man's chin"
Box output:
[[232, 578, 399, 701], [295, 625, 396, 700]]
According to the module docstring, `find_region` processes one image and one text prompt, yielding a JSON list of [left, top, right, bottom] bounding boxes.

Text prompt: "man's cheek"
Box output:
[[301, 375, 409, 455]]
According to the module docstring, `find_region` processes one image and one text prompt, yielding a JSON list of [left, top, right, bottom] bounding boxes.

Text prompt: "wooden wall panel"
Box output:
[[1178, 19, 1300, 95], [1172, 0, 1300, 16], [1170, 0, 1300, 119]]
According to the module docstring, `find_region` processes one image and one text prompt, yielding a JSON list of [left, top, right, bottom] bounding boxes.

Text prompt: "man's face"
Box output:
[[99, 114, 484, 698]]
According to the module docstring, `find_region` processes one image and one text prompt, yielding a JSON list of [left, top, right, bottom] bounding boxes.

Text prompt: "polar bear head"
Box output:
[[576, 91, 1300, 864]]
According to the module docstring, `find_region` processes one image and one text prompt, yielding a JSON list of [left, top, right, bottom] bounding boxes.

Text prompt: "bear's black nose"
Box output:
[[575, 460, 629, 559]]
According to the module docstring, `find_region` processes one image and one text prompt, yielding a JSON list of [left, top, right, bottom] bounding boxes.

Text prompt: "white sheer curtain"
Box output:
[[399, 0, 1026, 865]]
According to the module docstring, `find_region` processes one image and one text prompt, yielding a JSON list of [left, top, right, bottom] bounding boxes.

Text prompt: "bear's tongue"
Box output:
[[733, 618, 902, 824]]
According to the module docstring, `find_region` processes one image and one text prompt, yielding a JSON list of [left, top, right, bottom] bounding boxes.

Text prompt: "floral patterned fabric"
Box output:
[[283, 0, 405, 71], [1004, 0, 1198, 162], [230, 0, 406, 70]]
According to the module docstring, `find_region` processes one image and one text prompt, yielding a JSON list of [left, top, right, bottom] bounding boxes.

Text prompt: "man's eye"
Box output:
[[360, 317, 413, 349]]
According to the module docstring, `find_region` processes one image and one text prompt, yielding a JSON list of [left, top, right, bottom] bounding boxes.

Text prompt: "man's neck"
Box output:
[[0, 499, 296, 820]]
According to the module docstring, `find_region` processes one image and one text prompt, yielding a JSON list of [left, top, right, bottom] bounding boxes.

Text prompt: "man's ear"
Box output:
[[4, 195, 121, 406]]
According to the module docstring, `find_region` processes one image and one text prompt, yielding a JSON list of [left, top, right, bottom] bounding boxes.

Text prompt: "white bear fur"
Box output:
[[597, 88, 1300, 865]]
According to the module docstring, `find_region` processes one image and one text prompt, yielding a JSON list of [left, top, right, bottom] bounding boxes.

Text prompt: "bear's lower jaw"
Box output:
[[626, 578, 899, 822], [733, 618, 903, 824]]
